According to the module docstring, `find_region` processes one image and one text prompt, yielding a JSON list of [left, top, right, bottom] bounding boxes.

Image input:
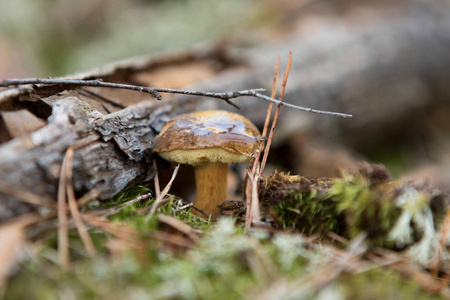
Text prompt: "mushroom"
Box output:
[[152, 110, 261, 217]]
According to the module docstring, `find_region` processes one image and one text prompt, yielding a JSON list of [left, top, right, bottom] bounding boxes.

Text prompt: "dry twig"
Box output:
[[245, 53, 290, 229], [256, 55, 279, 177], [175, 203, 194, 212], [260, 51, 292, 174], [0, 78, 352, 118], [245, 168, 262, 229], [146, 164, 180, 222], [102, 192, 153, 217]]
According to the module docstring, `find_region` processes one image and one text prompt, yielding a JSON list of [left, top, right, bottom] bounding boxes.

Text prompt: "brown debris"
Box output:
[[348, 162, 391, 187], [218, 200, 245, 217], [258, 172, 313, 207]]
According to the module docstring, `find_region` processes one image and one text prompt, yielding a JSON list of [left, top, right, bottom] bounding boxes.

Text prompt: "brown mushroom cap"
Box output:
[[152, 110, 261, 166]]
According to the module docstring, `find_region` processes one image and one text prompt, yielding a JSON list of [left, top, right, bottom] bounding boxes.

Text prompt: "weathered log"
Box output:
[[0, 89, 202, 220]]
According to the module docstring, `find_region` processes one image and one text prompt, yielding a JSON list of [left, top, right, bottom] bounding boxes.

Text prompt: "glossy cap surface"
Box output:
[[152, 110, 260, 166]]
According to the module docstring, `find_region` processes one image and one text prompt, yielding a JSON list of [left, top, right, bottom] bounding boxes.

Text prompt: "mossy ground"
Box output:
[[4, 172, 449, 299]]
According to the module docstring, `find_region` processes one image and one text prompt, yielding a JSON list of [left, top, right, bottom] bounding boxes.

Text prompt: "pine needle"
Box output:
[[65, 147, 97, 257], [57, 149, 70, 270]]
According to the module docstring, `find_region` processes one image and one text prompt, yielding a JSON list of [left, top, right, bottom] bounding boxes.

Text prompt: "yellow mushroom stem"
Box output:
[[194, 162, 228, 217]]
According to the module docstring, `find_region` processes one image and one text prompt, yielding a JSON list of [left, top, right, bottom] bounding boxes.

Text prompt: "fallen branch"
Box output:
[[0, 78, 352, 118]]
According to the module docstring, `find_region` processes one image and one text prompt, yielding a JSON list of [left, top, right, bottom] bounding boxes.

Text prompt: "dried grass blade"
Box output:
[[245, 169, 254, 229], [153, 157, 161, 198], [251, 171, 261, 224], [245, 168, 261, 228], [83, 214, 142, 243], [261, 55, 280, 139], [57, 149, 70, 270], [260, 51, 292, 175], [157, 214, 199, 242], [76, 188, 101, 207], [256, 55, 279, 176], [65, 147, 97, 257], [146, 164, 180, 222], [0, 178, 56, 208], [245, 56, 280, 228], [0, 221, 25, 297]]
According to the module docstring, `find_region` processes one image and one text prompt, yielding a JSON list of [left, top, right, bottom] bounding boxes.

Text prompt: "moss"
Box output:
[[101, 185, 213, 232], [258, 164, 448, 252], [274, 190, 342, 236], [6, 220, 263, 299], [5, 166, 449, 299], [258, 172, 343, 237], [329, 170, 401, 247], [5, 214, 447, 300], [339, 268, 444, 300], [101, 185, 152, 207]]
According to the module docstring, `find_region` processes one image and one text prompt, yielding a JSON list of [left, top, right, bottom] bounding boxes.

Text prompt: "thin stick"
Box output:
[[252, 91, 351, 118], [251, 171, 261, 224], [245, 169, 254, 229], [246, 168, 261, 229], [175, 203, 194, 212], [262, 56, 280, 139], [0, 78, 162, 100], [57, 150, 70, 270], [256, 56, 279, 177], [103, 192, 153, 217], [260, 51, 292, 174], [153, 157, 161, 198], [0, 78, 352, 118], [146, 164, 180, 223], [65, 147, 97, 257], [245, 57, 280, 228]]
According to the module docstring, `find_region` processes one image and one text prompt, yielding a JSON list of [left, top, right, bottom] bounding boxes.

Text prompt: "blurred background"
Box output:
[[0, 0, 273, 78], [1, 0, 449, 191]]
